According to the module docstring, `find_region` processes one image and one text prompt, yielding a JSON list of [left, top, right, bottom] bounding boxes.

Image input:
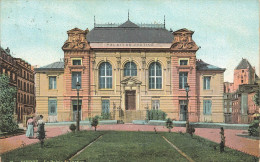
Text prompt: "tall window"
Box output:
[[99, 62, 112, 89], [48, 98, 57, 115], [203, 76, 211, 90], [102, 100, 110, 113], [149, 62, 162, 89], [49, 76, 57, 89], [152, 100, 160, 110], [203, 100, 212, 115], [124, 62, 137, 76], [72, 72, 81, 89], [179, 72, 188, 89]]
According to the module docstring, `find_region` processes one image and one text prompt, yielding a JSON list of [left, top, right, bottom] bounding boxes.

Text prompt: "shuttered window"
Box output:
[[102, 100, 110, 113], [203, 100, 212, 115], [203, 76, 211, 90], [49, 76, 57, 89], [48, 98, 57, 115]]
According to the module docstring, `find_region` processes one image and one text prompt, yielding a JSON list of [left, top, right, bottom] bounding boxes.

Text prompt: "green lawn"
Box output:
[[1, 131, 258, 162], [72, 131, 187, 162]]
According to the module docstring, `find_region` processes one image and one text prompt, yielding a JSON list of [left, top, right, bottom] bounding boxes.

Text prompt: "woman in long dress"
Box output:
[[26, 117, 34, 138], [37, 115, 45, 147]]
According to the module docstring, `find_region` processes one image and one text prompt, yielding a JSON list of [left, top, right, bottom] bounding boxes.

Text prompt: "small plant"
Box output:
[[146, 110, 167, 120], [187, 125, 195, 137], [69, 124, 76, 133], [101, 112, 111, 120], [91, 115, 99, 131], [248, 119, 259, 137], [165, 118, 173, 133]]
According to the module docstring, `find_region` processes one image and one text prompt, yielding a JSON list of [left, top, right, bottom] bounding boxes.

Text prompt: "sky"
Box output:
[[0, 0, 259, 82]]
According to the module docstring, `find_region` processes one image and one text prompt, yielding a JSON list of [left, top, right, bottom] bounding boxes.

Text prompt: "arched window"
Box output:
[[99, 62, 112, 89], [124, 62, 137, 76], [149, 62, 162, 89]]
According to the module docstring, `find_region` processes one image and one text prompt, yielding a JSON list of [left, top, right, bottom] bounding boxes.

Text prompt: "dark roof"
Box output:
[[235, 58, 253, 70], [196, 59, 226, 71], [35, 61, 64, 71], [87, 20, 173, 43]]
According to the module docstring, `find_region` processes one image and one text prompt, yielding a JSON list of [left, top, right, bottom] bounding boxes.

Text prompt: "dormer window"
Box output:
[[72, 58, 82, 65]]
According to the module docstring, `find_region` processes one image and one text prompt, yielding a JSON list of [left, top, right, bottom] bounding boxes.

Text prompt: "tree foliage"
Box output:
[[0, 74, 18, 133], [165, 118, 173, 133], [91, 115, 99, 131], [253, 90, 259, 106]]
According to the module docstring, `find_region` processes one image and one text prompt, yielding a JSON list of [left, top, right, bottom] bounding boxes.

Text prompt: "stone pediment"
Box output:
[[171, 28, 199, 51], [121, 77, 142, 86], [62, 28, 90, 51]]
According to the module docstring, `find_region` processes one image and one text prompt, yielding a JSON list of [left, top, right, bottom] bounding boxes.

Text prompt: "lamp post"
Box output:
[[76, 81, 81, 131], [185, 83, 190, 133]]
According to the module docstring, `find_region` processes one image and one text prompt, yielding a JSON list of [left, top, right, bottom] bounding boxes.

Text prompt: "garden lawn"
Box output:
[[162, 132, 258, 162], [1, 131, 104, 161], [72, 131, 188, 162]]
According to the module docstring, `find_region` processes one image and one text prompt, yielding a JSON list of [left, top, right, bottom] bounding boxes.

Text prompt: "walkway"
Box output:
[[0, 124, 259, 157]]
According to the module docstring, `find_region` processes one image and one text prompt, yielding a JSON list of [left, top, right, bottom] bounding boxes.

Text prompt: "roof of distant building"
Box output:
[[35, 61, 64, 71], [235, 58, 253, 70], [87, 20, 173, 43], [196, 59, 226, 71]]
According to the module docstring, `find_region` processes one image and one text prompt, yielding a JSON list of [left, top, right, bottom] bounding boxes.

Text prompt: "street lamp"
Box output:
[[76, 81, 81, 131], [185, 83, 190, 133]]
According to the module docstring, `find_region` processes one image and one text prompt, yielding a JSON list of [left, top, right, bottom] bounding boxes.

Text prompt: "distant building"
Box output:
[[35, 19, 226, 123], [0, 46, 35, 124], [233, 58, 255, 91]]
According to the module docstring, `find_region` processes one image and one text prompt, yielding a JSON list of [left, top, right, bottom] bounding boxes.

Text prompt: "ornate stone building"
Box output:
[[36, 20, 225, 123]]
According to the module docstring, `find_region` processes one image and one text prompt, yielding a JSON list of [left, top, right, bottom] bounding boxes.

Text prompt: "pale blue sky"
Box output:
[[0, 0, 259, 82]]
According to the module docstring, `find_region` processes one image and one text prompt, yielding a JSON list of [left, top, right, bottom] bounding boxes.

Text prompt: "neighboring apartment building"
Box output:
[[0, 46, 35, 123], [36, 19, 225, 123], [35, 62, 64, 122]]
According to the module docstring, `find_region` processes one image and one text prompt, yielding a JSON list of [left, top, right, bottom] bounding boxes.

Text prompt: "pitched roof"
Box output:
[[235, 58, 253, 70], [87, 21, 173, 43], [196, 59, 225, 71], [35, 61, 64, 71]]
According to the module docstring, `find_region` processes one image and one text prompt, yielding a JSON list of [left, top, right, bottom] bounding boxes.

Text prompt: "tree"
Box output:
[[253, 90, 259, 106], [165, 118, 173, 133], [91, 115, 99, 131], [0, 74, 18, 133]]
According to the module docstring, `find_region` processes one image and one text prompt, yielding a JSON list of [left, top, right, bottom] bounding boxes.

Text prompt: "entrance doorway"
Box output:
[[179, 100, 187, 121], [125, 91, 136, 110]]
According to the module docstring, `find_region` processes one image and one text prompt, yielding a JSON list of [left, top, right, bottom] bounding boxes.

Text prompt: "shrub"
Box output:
[[248, 119, 259, 137], [91, 115, 99, 131], [166, 118, 173, 133], [146, 110, 167, 120], [187, 125, 195, 137], [69, 124, 76, 132], [101, 112, 111, 120]]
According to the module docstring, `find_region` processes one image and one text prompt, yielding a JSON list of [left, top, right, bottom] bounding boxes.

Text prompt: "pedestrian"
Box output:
[[220, 127, 225, 152], [37, 115, 46, 148], [26, 117, 34, 139]]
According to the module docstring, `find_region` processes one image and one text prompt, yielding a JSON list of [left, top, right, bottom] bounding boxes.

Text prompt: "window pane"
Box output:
[[156, 63, 162, 76], [73, 59, 81, 65], [107, 77, 112, 88], [106, 63, 112, 76], [156, 78, 162, 89], [180, 60, 188, 65], [99, 77, 105, 89], [149, 78, 155, 89], [102, 100, 110, 113], [149, 63, 155, 76]]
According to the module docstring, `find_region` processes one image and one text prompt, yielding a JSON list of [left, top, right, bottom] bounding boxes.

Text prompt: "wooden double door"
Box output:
[[125, 90, 136, 110]]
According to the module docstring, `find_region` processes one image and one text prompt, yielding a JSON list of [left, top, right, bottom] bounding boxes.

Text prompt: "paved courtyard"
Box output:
[[0, 124, 259, 157]]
